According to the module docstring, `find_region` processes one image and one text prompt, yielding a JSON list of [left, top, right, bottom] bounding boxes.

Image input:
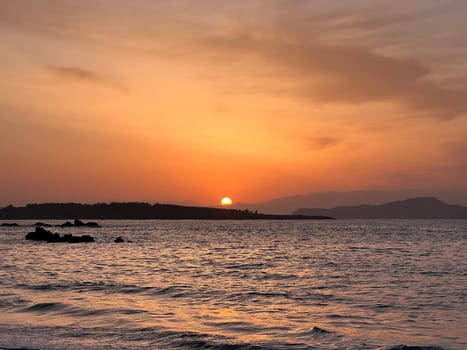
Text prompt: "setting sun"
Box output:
[[221, 197, 233, 206]]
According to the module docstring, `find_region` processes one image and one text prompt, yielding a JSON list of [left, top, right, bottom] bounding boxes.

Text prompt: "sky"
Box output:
[[1, 0, 467, 206]]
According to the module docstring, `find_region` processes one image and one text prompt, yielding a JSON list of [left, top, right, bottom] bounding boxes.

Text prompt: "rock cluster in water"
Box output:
[[25, 227, 95, 243], [1, 223, 20, 227], [31, 219, 100, 228], [60, 219, 100, 228]]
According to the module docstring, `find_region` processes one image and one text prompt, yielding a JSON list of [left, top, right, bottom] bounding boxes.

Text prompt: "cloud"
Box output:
[[308, 136, 342, 150], [45, 65, 126, 92], [2, 1, 467, 118], [46, 65, 102, 82], [203, 34, 467, 119]]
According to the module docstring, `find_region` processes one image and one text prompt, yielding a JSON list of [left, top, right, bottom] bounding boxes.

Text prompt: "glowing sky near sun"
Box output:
[[1, 1, 466, 206]]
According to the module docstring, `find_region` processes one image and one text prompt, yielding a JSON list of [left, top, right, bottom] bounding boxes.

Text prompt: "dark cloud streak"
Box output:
[[46, 65, 102, 82], [308, 136, 342, 150], [45, 65, 127, 93]]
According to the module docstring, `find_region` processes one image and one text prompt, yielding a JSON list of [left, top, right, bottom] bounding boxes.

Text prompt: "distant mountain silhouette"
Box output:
[[0, 202, 333, 220], [293, 197, 467, 219], [233, 190, 467, 214]]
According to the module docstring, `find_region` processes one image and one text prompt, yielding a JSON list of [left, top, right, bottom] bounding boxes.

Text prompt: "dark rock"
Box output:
[[114, 236, 125, 243], [46, 232, 62, 243], [1, 223, 20, 227], [25, 227, 94, 243], [74, 219, 85, 226], [84, 221, 100, 227], [25, 226, 54, 241], [60, 221, 74, 227], [61, 233, 95, 243], [311, 326, 330, 334], [33, 222, 51, 227]]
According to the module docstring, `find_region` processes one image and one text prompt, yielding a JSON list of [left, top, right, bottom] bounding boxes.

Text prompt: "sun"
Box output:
[[221, 197, 233, 206]]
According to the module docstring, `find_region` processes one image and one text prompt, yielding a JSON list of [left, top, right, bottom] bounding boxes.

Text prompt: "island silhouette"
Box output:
[[0, 202, 334, 220]]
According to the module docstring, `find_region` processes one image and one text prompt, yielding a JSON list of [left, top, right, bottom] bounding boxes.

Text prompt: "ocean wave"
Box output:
[[18, 281, 161, 295], [19, 301, 147, 318], [0, 341, 448, 350], [21, 302, 67, 313], [0, 324, 279, 350], [0, 323, 449, 350], [1, 348, 41, 350], [293, 326, 332, 337], [380, 346, 446, 350]]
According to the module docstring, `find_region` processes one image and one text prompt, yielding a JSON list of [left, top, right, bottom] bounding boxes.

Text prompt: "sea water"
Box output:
[[0, 220, 465, 350]]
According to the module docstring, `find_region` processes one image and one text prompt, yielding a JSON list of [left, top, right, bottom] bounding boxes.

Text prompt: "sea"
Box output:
[[0, 220, 465, 350]]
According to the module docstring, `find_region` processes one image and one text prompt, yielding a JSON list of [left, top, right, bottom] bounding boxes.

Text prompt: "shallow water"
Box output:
[[0, 220, 466, 349]]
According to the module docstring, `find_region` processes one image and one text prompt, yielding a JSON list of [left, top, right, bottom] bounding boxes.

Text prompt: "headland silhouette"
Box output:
[[294, 197, 467, 219], [0, 202, 334, 220]]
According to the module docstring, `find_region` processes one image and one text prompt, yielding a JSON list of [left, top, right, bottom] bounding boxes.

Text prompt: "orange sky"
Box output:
[[1, 1, 467, 206]]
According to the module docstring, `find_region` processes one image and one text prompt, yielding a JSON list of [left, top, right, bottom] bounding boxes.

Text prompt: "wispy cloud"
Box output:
[[203, 34, 467, 119], [45, 65, 127, 92]]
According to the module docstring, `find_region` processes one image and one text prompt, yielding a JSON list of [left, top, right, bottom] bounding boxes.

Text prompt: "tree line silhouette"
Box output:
[[0, 202, 333, 220]]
